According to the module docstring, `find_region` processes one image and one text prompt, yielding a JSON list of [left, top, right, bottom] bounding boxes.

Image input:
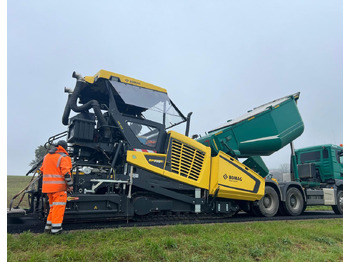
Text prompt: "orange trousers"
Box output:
[[45, 191, 67, 233]]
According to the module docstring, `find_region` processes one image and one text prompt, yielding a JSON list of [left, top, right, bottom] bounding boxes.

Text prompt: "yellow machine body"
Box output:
[[127, 131, 212, 190], [127, 131, 265, 202], [84, 69, 167, 93], [210, 152, 265, 201]]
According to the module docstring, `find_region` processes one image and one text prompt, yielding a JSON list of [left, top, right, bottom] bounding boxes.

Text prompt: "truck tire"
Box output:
[[252, 186, 279, 217], [281, 187, 304, 216], [332, 190, 343, 215]]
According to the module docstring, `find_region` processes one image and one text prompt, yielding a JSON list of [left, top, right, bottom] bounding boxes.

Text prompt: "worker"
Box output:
[[40, 140, 73, 234]]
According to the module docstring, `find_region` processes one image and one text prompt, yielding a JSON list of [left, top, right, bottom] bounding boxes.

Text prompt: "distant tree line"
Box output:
[[29, 145, 47, 169]]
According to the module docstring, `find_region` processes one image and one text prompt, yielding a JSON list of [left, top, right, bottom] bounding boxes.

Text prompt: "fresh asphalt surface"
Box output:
[[7, 211, 342, 234]]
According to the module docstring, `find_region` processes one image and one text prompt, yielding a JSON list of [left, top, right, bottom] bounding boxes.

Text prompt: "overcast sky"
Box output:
[[6, 0, 343, 175]]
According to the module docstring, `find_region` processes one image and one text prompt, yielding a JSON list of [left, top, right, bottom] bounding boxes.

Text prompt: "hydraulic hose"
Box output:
[[62, 94, 72, 125], [62, 71, 110, 136]]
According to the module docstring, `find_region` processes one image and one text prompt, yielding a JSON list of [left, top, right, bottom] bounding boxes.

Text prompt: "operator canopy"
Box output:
[[109, 78, 186, 129]]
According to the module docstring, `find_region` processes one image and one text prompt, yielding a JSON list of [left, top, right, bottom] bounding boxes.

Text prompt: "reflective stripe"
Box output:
[[56, 153, 67, 168], [43, 174, 63, 178], [52, 202, 66, 206], [51, 225, 63, 233], [52, 223, 62, 227], [133, 148, 157, 153], [43, 181, 66, 184], [56, 155, 64, 168], [64, 173, 73, 186], [45, 221, 52, 230], [51, 228, 62, 234], [65, 178, 73, 186]]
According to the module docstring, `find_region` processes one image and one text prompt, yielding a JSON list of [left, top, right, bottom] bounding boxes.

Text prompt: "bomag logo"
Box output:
[[230, 175, 242, 182], [224, 173, 242, 182], [148, 159, 164, 164], [125, 78, 141, 86]]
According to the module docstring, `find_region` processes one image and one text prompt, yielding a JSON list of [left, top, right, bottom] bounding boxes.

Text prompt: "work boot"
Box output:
[[44, 228, 51, 234], [51, 226, 63, 235], [51, 229, 63, 235]]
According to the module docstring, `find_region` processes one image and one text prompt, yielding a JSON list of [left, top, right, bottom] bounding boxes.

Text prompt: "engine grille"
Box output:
[[171, 139, 206, 181]]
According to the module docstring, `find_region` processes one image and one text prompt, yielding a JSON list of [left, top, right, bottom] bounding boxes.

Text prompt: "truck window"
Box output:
[[336, 150, 343, 164], [300, 151, 321, 163]]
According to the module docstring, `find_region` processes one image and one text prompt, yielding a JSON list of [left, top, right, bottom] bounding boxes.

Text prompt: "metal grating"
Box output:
[[171, 139, 205, 181]]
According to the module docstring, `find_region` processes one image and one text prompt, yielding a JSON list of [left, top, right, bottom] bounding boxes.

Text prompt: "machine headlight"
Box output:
[[82, 167, 92, 174]]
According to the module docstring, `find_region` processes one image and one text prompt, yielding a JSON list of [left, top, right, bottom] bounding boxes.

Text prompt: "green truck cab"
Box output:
[[291, 144, 343, 214], [294, 144, 343, 185]]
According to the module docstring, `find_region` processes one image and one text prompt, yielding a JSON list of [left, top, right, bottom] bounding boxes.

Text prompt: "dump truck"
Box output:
[[8, 69, 337, 223], [196, 105, 343, 216]]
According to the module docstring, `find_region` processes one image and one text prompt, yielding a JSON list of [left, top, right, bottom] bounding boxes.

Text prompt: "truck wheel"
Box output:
[[332, 190, 343, 215], [253, 186, 279, 217], [282, 187, 304, 216]]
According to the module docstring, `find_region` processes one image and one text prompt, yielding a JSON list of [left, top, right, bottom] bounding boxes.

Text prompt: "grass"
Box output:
[[7, 175, 34, 209], [7, 219, 343, 261], [306, 205, 333, 211]]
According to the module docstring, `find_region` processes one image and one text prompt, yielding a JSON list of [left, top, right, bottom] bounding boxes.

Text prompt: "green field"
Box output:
[[7, 176, 343, 261], [7, 220, 343, 262], [7, 175, 34, 209]]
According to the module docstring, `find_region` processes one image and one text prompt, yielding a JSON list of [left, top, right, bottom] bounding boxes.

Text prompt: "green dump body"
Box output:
[[242, 156, 270, 178], [197, 93, 304, 159]]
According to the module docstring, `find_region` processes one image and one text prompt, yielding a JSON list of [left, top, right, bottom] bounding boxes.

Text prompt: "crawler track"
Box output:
[[7, 211, 342, 234]]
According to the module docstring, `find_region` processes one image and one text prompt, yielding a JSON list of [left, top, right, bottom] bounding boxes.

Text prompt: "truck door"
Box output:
[[320, 147, 332, 181], [332, 148, 343, 179]]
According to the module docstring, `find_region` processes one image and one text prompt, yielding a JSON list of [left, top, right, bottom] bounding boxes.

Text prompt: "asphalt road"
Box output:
[[7, 211, 342, 234]]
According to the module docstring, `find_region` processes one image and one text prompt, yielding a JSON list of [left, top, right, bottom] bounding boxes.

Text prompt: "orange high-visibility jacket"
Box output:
[[40, 146, 72, 193]]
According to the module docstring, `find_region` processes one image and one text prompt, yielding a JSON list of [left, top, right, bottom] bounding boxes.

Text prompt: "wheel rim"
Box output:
[[259, 187, 279, 217], [263, 195, 272, 208], [289, 193, 300, 210], [339, 192, 343, 211], [290, 195, 296, 207]]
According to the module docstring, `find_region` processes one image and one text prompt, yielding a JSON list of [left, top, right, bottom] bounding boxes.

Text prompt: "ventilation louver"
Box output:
[[171, 139, 205, 181]]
